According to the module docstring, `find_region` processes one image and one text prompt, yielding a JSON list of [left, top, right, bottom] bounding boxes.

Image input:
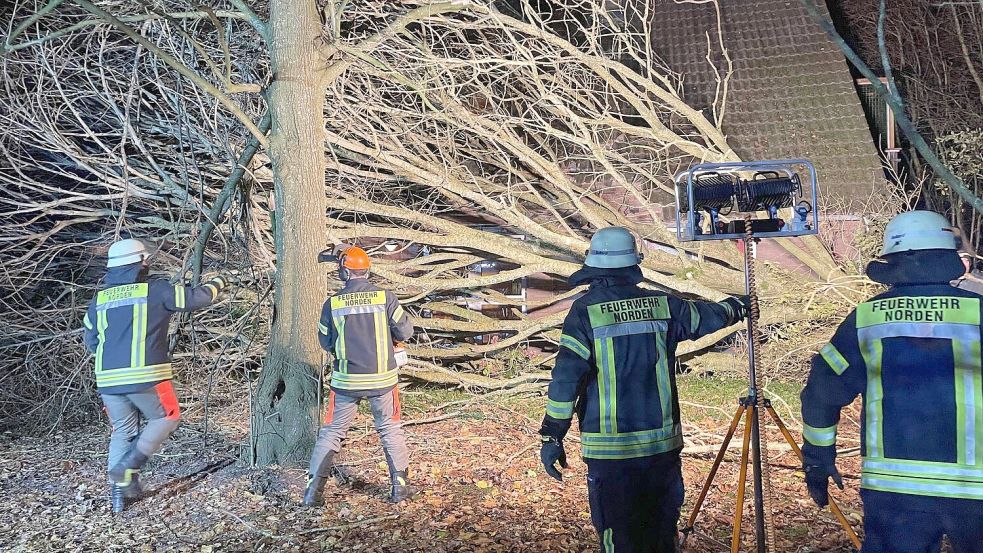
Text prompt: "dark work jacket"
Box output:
[[318, 278, 413, 397], [82, 264, 227, 394], [541, 266, 745, 464], [801, 275, 983, 504]]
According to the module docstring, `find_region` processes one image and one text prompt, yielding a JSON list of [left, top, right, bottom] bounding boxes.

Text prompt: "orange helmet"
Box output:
[[341, 246, 371, 270]]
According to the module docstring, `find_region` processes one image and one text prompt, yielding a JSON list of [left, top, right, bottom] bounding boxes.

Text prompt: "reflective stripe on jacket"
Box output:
[[82, 265, 227, 394], [542, 267, 744, 461], [801, 283, 983, 502], [318, 278, 413, 396]]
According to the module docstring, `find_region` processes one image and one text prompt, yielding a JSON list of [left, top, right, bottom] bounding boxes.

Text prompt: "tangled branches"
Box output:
[[321, 0, 753, 361], [0, 1, 271, 430], [838, 0, 983, 138], [837, 0, 983, 249], [0, 0, 831, 431]]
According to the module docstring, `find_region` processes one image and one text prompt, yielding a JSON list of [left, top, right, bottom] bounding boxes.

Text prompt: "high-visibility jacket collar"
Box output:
[[866, 249, 964, 286], [569, 264, 643, 287], [104, 264, 150, 286]]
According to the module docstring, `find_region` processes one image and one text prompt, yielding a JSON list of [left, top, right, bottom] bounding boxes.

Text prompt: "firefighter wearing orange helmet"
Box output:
[[303, 245, 415, 505]]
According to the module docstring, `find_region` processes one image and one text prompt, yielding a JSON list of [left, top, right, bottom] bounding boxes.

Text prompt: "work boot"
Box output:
[[111, 483, 127, 514], [109, 448, 148, 508], [303, 451, 335, 507], [120, 472, 143, 498], [109, 472, 143, 514], [388, 470, 413, 503], [303, 474, 328, 507], [109, 448, 148, 484]]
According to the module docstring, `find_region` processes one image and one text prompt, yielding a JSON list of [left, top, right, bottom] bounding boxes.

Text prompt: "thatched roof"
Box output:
[[651, 0, 887, 212]]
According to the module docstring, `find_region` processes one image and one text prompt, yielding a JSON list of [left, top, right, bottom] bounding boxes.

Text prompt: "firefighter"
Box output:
[[304, 246, 415, 506], [82, 238, 232, 513], [538, 227, 750, 552], [801, 210, 983, 552]]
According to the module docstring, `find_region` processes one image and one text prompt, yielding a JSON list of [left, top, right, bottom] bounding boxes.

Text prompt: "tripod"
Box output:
[[680, 218, 862, 553], [680, 396, 862, 552]]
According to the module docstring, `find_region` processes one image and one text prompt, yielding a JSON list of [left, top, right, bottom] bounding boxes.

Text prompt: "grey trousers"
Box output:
[[101, 381, 181, 471], [309, 388, 409, 477]]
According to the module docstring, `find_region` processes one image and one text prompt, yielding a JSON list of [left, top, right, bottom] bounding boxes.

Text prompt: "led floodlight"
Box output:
[[674, 160, 819, 242]]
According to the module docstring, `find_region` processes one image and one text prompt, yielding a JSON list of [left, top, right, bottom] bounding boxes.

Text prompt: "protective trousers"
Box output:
[[101, 381, 181, 470], [860, 490, 983, 553], [586, 453, 684, 553], [308, 388, 408, 477]]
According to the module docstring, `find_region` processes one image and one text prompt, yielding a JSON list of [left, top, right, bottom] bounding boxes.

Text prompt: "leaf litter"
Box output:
[[0, 400, 863, 552]]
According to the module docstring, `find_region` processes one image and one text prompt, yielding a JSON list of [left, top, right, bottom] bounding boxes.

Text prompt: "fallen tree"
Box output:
[[1, 0, 841, 452]]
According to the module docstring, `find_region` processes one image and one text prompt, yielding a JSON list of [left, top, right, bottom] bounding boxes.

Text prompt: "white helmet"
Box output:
[[880, 211, 956, 256], [107, 238, 150, 268], [585, 227, 642, 268]]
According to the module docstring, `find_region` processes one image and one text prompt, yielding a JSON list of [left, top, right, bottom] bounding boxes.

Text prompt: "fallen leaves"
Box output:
[[0, 402, 863, 552]]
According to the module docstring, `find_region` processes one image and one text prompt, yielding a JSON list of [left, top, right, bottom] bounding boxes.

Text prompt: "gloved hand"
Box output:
[[804, 463, 843, 508], [723, 295, 752, 320], [540, 435, 568, 481], [209, 275, 230, 289]]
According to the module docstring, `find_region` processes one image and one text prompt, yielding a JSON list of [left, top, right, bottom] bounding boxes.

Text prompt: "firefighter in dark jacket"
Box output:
[[801, 211, 983, 553], [82, 238, 231, 513], [539, 227, 750, 552], [304, 246, 415, 506]]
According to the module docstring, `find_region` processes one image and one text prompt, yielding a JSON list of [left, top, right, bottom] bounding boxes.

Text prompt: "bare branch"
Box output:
[[228, 0, 268, 39], [72, 0, 267, 145]]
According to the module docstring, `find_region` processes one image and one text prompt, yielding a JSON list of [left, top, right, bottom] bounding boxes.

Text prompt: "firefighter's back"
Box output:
[[570, 283, 683, 459], [855, 283, 983, 496]]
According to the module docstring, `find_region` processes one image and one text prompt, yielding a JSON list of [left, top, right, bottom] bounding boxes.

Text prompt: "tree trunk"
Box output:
[[251, 0, 327, 466]]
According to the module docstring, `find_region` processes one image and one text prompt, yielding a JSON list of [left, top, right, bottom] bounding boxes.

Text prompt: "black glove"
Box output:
[[804, 463, 843, 508], [540, 435, 568, 481], [723, 295, 752, 320]]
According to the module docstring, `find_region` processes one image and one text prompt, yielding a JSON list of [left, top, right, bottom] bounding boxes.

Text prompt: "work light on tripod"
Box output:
[[673, 160, 860, 553]]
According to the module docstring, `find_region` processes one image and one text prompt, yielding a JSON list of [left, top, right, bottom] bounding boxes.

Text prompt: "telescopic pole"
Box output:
[[743, 227, 768, 553]]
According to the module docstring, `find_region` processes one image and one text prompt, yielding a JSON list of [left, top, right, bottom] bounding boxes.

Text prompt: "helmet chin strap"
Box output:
[[337, 250, 348, 282]]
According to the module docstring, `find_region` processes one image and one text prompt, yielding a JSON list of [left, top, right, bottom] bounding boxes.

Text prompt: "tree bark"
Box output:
[[250, 0, 327, 466]]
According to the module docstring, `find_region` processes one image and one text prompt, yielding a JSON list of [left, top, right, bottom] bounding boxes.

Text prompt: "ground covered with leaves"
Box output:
[[0, 378, 863, 552]]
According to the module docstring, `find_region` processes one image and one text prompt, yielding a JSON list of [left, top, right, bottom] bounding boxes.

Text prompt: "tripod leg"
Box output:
[[684, 403, 747, 536], [732, 406, 754, 553], [766, 405, 862, 551], [749, 402, 769, 553]]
